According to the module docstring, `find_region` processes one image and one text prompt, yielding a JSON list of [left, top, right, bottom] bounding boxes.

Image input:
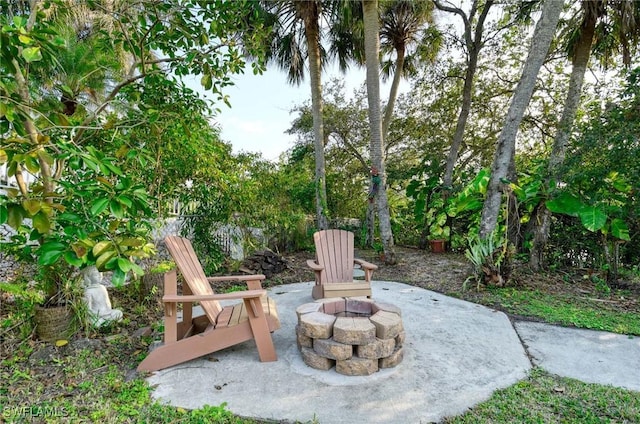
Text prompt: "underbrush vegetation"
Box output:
[[2, 248, 639, 423], [476, 287, 640, 335]]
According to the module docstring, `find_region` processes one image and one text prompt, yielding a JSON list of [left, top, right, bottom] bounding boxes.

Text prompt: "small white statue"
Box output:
[[82, 266, 123, 327]]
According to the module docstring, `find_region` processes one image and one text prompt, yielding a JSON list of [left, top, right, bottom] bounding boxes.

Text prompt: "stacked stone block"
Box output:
[[295, 298, 405, 376]]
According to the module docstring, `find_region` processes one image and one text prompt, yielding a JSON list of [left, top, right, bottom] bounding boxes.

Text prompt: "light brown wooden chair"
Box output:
[[307, 229, 378, 299], [137, 236, 280, 372]]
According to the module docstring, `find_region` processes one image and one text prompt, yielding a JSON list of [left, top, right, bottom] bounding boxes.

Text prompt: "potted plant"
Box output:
[[407, 176, 451, 252], [428, 211, 450, 253], [1, 143, 155, 340]]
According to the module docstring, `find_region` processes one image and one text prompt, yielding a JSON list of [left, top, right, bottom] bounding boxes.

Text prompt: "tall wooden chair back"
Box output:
[[164, 236, 222, 322], [314, 229, 355, 284], [307, 229, 377, 299]]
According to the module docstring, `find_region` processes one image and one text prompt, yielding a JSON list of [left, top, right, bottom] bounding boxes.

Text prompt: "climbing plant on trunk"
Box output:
[[362, 0, 396, 264]]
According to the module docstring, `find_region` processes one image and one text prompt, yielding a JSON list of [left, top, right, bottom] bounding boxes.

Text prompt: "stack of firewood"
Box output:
[[239, 249, 288, 278]]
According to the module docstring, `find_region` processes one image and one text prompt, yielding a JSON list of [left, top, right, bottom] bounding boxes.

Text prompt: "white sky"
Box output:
[[188, 62, 404, 162], [216, 63, 369, 161]]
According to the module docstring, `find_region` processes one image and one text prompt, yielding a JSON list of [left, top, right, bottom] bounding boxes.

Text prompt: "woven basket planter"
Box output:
[[34, 304, 72, 342]]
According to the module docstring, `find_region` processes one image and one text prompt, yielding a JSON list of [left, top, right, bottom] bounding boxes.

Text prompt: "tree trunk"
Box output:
[[365, 201, 375, 247], [363, 0, 396, 265], [382, 45, 404, 138], [529, 3, 598, 270], [506, 155, 520, 248], [441, 0, 494, 190], [301, 2, 329, 230], [479, 0, 564, 239]]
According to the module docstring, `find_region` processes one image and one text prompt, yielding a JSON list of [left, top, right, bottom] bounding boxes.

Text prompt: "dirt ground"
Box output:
[[269, 246, 640, 316], [272, 246, 471, 293]]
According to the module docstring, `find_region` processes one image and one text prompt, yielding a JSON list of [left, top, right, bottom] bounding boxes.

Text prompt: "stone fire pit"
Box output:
[[295, 298, 405, 376]]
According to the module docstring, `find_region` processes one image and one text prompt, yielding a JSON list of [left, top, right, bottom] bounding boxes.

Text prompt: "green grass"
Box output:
[[2, 268, 639, 423], [4, 344, 639, 424], [445, 368, 640, 423], [471, 287, 640, 336], [0, 342, 275, 424]]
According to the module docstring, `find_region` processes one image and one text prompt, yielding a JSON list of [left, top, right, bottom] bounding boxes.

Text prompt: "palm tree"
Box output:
[[529, 0, 640, 269], [3, 0, 127, 196], [262, 0, 330, 230], [379, 0, 439, 138], [362, 0, 396, 264], [37, 21, 122, 117], [330, 0, 438, 248]]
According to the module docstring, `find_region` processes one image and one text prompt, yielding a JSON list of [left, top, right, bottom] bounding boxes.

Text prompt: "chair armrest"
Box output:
[[354, 258, 378, 270], [306, 260, 324, 271], [207, 274, 265, 290], [163, 289, 267, 303], [207, 274, 265, 283]]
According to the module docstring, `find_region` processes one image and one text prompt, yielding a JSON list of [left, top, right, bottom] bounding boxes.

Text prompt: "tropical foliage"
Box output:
[[0, 0, 638, 325], [1, 1, 640, 421]]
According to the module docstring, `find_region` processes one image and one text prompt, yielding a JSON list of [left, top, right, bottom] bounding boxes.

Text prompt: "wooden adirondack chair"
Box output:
[[307, 229, 378, 299], [137, 236, 280, 372]]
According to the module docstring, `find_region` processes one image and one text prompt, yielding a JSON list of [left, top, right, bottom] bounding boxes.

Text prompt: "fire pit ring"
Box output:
[[295, 298, 405, 376]]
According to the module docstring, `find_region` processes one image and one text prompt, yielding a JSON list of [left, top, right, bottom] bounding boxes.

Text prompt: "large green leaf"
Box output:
[[37, 242, 66, 265], [63, 251, 84, 267], [96, 250, 116, 271], [201, 72, 212, 90], [470, 168, 490, 194], [32, 211, 51, 234], [38, 250, 64, 266], [610, 218, 631, 241], [92, 241, 113, 257], [578, 206, 607, 232], [23, 155, 40, 173], [110, 199, 124, 219], [7, 204, 25, 229], [90, 198, 110, 216], [58, 212, 81, 223], [118, 237, 143, 247], [455, 197, 483, 214], [22, 46, 42, 62], [130, 262, 145, 277], [117, 257, 133, 272], [22, 199, 42, 215], [111, 268, 126, 287], [0, 205, 6, 225], [545, 192, 584, 217]]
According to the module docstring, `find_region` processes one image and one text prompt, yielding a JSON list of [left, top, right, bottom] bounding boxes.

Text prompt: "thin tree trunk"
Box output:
[[440, 0, 494, 190], [302, 4, 329, 230], [363, 0, 396, 264], [365, 201, 375, 247], [479, 0, 564, 239], [530, 4, 598, 270], [382, 45, 404, 138]]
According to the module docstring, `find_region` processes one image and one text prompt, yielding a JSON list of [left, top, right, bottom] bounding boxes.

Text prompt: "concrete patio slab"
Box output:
[[145, 281, 531, 423], [515, 321, 640, 392]]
